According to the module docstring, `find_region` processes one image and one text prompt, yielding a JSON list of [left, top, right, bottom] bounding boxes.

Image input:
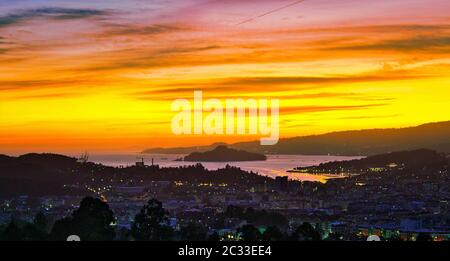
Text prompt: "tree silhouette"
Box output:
[[1, 220, 21, 241], [0, 215, 50, 241], [326, 233, 344, 241], [21, 223, 47, 241], [208, 231, 220, 241], [262, 226, 284, 241], [238, 224, 261, 241], [291, 222, 321, 241], [131, 198, 173, 241], [33, 212, 48, 232], [416, 233, 432, 242], [71, 197, 115, 240], [179, 222, 208, 241], [117, 227, 131, 241], [50, 217, 74, 241], [388, 235, 404, 242], [50, 197, 115, 241]]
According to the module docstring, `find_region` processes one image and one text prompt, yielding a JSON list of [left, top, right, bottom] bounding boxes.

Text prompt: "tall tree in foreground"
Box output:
[[291, 222, 322, 241], [131, 198, 173, 241], [0, 220, 21, 241], [208, 231, 220, 241], [262, 226, 285, 241], [33, 212, 48, 232], [51, 197, 115, 241], [238, 224, 261, 241], [179, 222, 208, 241], [416, 233, 432, 242], [0, 214, 50, 241]]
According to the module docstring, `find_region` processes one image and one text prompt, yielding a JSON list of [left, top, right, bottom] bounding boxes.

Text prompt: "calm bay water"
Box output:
[[88, 154, 362, 183]]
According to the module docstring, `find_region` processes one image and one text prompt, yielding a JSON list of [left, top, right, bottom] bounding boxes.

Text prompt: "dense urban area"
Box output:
[[0, 149, 449, 241]]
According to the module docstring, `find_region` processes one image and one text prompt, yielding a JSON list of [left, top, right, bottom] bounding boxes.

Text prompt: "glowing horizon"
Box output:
[[1, 0, 450, 154]]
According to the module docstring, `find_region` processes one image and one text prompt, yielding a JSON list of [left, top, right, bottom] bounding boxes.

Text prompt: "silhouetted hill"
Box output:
[[0, 153, 88, 181], [143, 121, 450, 156], [0, 153, 96, 197], [143, 142, 228, 154], [293, 149, 448, 173], [184, 146, 267, 162], [0, 152, 272, 197]]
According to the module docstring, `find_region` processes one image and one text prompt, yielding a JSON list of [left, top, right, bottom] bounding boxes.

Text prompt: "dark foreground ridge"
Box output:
[[0, 152, 270, 197]]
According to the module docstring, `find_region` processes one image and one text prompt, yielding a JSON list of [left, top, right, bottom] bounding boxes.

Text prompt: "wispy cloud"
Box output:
[[282, 104, 387, 115], [328, 36, 450, 52], [0, 7, 107, 27], [99, 23, 186, 37], [216, 74, 425, 86], [133, 73, 428, 97], [0, 78, 109, 91]]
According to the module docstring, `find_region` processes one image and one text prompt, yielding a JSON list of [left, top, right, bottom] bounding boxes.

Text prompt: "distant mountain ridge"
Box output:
[[183, 146, 267, 162], [142, 121, 450, 156], [144, 142, 228, 155]]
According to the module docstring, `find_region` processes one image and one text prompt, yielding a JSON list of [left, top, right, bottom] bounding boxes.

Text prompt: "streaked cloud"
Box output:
[[282, 104, 387, 115], [130, 72, 429, 100], [0, 7, 107, 27], [98, 23, 187, 37], [330, 36, 450, 52]]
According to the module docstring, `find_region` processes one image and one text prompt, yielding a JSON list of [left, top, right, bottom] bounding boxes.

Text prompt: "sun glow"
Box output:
[[0, 0, 449, 153]]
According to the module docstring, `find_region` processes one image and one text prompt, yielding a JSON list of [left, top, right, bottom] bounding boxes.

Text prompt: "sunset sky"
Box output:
[[1, 0, 449, 154]]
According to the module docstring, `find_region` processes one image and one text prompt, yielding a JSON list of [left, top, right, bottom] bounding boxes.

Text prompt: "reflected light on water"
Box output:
[[88, 154, 363, 183]]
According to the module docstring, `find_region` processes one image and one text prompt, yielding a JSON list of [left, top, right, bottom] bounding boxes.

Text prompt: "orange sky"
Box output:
[[0, 0, 450, 154]]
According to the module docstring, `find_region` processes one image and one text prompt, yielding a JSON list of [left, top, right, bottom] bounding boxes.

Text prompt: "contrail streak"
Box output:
[[236, 0, 306, 26]]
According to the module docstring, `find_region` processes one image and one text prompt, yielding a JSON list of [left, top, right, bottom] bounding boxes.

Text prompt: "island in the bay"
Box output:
[[183, 145, 267, 162], [0, 147, 449, 241]]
